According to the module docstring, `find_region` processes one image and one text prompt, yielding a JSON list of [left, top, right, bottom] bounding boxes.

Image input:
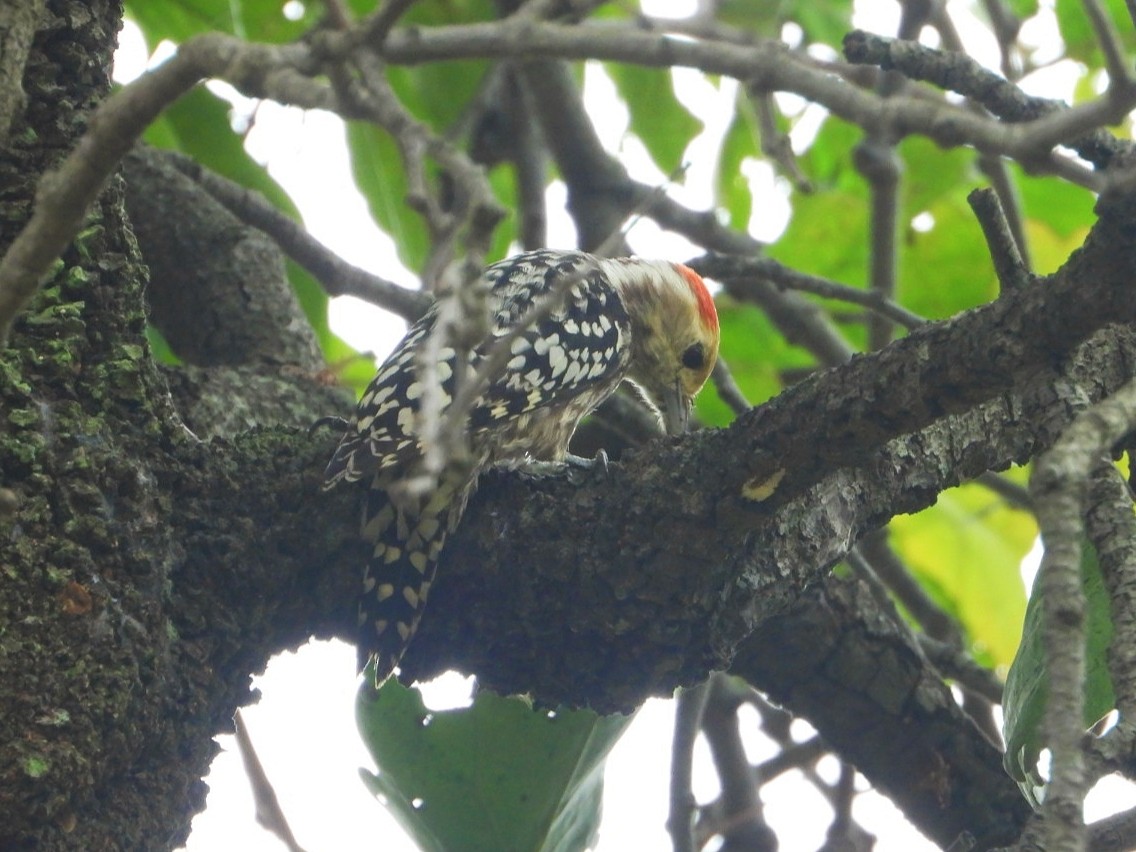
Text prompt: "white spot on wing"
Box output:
[[397, 406, 415, 434]]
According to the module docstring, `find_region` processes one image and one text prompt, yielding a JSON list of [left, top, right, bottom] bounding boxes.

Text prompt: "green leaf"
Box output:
[[716, 0, 853, 43], [792, 0, 855, 46], [126, 0, 318, 45], [716, 102, 758, 231], [794, 116, 864, 193], [767, 187, 868, 287], [358, 681, 632, 852], [1003, 540, 1116, 807], [387, 60, 490, 132], [607, 65, 702, 174], [1055, 0, 1132, 67], [898, 195, 1000, 319], [145, 324, 180, 366], [695, 297, 812, 426], [1022, 218, 1091, 277], [1014, 168, 1096, 239], [888, 479, 1033, 669], [1006, 0, 1039, 18], [359, 0, 493, 132], [899, 135, 975, 215], [717, 0, 789, 35], [759, 118, 885, 350], [347, 123, 431, 272]]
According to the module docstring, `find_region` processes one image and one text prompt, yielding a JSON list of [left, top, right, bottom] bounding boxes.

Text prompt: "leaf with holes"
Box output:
[[358, 680, 632, 852]]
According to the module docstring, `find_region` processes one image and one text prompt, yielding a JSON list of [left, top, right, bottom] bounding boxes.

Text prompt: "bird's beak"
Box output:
[[662, 382, 692, 436]]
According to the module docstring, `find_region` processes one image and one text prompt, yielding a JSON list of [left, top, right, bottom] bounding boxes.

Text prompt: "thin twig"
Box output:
[[689, 254, 926, 330], [1082, 0, 1133, 90], [364, 0, 420, 46], [700, 674, 777, 850], [750, 88, 811, 191], [929, 14, 1034, 272], [841, 29, 1130, 172], [710, 358, 750, 417], [494, 67, 548, 249], [753, 737, 827, 783], [331, 45, 504, 284], [977, 471, 1035, 512], [365, 21, 1136, 174], [918, 634, 1005, 705], [0, 31, 344, 345], [968, 188, 1031, 294], [855, 139, 901, 350], [976, 153, 1032, 272], [165, 150, 431, 322], [233, 711, 308, 852], [977, 0, 1023, 80], [668, 682, 711, 852]]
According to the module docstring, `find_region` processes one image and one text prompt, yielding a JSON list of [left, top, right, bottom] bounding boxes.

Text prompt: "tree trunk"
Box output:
[[5, 2, 1134, 850]]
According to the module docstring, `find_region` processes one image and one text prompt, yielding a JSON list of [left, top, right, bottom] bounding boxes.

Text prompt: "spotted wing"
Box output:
[[322, 311, 439, 487], [468, 250, 631, 431]]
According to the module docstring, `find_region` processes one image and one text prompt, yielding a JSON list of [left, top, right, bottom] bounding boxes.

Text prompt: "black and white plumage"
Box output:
[[324, 249, 720, 684]]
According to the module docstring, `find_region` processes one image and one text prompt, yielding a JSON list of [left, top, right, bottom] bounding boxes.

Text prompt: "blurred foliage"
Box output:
[[127, 0, 320, 45], [608, 64, 703, 174], [1056, 0, 1132, 67], [122, 0, 1120, 841], [889, 475, 1034, 670]]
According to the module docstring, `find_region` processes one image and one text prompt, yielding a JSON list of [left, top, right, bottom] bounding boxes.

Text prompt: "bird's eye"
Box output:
[[681, 343, 705, 370]]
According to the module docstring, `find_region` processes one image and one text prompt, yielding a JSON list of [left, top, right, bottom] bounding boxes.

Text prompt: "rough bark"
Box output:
[[0, 3, 348, 846]]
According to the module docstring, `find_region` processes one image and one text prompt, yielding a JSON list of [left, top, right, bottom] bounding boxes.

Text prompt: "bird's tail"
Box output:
[[358, 472, 473, 685]]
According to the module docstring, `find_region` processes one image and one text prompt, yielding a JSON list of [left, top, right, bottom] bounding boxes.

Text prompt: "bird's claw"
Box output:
[[564, 450, 610, 475], [514, 450, 610, 484], [309, 415, 351, 439]]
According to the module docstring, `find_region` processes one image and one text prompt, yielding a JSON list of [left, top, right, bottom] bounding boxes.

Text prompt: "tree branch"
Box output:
[[0, 31, 341, 345], [1031, 378, 1136, 850], [395, 206, 1136, 708], [372, 21, 1122, 178]]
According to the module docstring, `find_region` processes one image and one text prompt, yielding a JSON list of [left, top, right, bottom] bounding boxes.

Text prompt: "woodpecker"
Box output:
[[324, 249, 720, 685]]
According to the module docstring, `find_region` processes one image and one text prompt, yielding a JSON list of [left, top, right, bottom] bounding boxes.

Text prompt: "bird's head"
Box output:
[[603, 259, 720, 435]]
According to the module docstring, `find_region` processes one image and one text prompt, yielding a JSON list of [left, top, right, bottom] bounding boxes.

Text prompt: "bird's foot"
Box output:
[[514, 450, 609, 483], [565, 450, 610, 474], [308, 415, 351, 438]]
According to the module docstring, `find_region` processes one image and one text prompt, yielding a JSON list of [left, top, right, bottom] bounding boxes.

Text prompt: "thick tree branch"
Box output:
[[0, 0, 42, 146], [735, 573, 1030, 851], [0, 30, 347, 345], [388, 184, 1136, 709], [11, 5, 1136, 850], [156, 147, 431, 323], [148, 230, 1136, 848]]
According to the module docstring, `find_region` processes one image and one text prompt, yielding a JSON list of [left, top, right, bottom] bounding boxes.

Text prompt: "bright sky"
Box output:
[[110, 2, 1136, 849]]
